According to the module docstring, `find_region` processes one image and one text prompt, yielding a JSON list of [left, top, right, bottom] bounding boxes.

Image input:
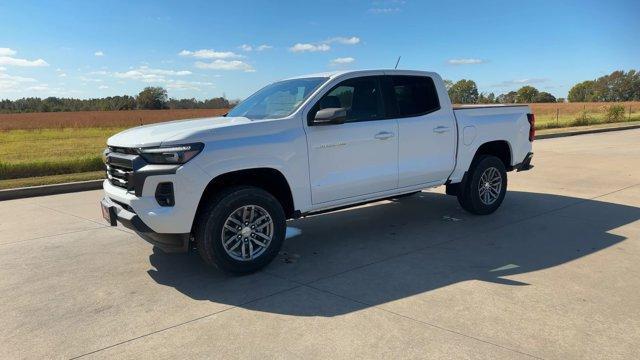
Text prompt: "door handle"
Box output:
[[374, 131, 395, 140], [433, 126, 450, 134]]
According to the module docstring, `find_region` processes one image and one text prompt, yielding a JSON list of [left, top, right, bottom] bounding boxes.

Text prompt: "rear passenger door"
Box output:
[[383, 75, 456, 187]]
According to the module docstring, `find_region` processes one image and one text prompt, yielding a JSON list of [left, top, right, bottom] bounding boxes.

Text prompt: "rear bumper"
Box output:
[[101, 196, 190, 253], [515, 152, 534, 172]]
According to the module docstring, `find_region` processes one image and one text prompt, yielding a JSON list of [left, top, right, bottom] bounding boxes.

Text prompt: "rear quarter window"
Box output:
[[389, 75, 440, 117]]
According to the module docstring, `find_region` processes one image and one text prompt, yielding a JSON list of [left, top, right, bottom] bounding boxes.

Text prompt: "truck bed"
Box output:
[[452, 104, 529, 110], [448, 104, 532, 183]]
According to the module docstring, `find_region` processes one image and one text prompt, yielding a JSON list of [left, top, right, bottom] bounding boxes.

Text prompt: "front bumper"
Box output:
[[102, 155, 210, 234], [101, 196, 190, 252]]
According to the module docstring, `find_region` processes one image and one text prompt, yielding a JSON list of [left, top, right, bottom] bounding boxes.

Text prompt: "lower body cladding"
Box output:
[[101, 196, 191, 252]]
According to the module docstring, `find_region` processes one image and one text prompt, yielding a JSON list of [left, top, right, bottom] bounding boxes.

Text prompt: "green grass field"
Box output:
[[0, 127, 123, 180], [0, 171, 105, 190], [535, 113, 640, 129]]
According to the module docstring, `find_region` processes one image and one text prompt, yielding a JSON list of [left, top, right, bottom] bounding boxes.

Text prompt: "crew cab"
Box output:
[[101, 70, 534, 273]]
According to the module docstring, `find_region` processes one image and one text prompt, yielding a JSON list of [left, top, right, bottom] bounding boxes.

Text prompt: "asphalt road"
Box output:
[[2, 129, 639, 359]]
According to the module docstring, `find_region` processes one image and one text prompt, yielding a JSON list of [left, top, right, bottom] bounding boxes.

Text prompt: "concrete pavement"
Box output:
[[1, 129, 639, 359]]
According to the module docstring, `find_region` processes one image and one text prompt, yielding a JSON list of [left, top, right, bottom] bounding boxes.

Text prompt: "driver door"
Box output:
[[305, 76, 399, 205]]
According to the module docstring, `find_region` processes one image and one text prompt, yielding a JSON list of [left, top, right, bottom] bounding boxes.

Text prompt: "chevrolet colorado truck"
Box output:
[[101, 70, 534, 273]]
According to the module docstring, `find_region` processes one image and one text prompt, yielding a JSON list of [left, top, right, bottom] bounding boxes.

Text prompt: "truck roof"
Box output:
[[284, 69, 437, 81]]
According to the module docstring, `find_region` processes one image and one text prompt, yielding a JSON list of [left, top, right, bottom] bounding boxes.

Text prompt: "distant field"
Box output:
[[1, 103, 639, 188], [0, 127, 121, 180], [0, 109, 227, 182], [0, 108, 228, 130], [529, 102, 640, 129]]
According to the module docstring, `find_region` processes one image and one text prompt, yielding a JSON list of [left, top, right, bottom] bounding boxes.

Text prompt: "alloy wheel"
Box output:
[[221, 205, 274, 261], [477, 167, 502, 205]]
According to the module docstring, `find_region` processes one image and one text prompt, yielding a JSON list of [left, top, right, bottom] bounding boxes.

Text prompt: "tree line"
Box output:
[[1, 69, 638, 112], [0, 87, 234, 113], [446, 69, 639, 104], [567, 70, 640, 102]]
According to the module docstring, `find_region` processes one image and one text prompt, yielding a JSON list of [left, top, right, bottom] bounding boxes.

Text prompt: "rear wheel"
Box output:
[[457, 155, 507, 215], [195, 186, 286, 273]]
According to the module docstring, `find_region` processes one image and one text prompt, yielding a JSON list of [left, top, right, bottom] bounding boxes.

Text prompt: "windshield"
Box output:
[[227, 77, 328, 120]]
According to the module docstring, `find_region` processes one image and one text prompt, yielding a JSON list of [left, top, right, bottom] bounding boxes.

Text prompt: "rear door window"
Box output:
[[387, 75, 440, 117]]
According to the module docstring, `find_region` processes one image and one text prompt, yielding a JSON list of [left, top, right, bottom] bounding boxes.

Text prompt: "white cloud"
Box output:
[[239, 44, 273, 52], [289, 43, 331, 53], [447, 58, 486, 65], [492, 78, 548, 87], [369, 0, 405, 13], [142, 67, 191, 76], [0, 72, 37, 91], [179, 49, 242, 59], [58, 73, 67, 77], [25, 84, 49, 92], [88, 70, 108, 75], [330, 57, 355, 65], [80, 76, 103, 83], [326, 36, 360, 45], [165, 80, 214, 91], [0, 48, 46, 68], [113, 66, 192, 82], [290, 36, 359, 53], [98, 85, 109, 89], [0, 66, 6, 71], [368, 7, 401, 13], [0, 56, 49, 67], [0, 48, 49, 67], [94, 51, 105, 57], [195, 60, 255, 72], [0, 48, 17, 56]]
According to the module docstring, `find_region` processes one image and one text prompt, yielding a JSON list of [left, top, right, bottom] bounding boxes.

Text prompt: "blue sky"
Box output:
[[1, 0, 638, 100]]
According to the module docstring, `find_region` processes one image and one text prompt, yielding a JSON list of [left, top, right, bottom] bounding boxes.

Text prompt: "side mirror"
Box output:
[[312, 107, 347, 125]]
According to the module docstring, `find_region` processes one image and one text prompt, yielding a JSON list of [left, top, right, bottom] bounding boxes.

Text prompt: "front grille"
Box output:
[[104, 146, 177, 197], [109, 146, 138, 155], [106, 163, 133, 190], [105, 148, 138, 192]]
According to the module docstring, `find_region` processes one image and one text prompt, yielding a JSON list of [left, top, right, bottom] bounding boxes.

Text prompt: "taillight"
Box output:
[[527, 113, 535, 142]]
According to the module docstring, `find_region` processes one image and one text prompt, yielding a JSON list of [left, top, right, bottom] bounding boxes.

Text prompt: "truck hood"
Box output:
[[107, 116, 252, 148]]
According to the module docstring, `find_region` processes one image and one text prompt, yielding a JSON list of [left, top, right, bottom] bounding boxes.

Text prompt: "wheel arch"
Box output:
[[447, 140, 512, 197], [471, 140, 513, 170], [194, 167, 296, 226]]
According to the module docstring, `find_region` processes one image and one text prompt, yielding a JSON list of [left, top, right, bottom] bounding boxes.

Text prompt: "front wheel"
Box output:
[[457, 155, 507, 215], [195, 186, 286, 274]]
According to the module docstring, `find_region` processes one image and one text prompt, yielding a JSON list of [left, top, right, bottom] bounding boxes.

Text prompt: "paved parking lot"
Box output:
[[2, 129, 640, 359]]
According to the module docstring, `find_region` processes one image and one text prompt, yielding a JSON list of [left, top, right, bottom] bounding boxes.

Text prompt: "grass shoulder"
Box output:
[[0, 171, 104, 190]]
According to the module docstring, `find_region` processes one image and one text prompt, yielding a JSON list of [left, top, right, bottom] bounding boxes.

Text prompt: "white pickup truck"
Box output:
[[101, 70, 534, 273]]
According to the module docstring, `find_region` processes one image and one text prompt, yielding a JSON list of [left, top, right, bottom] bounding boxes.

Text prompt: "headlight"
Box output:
[[137, 143, 204, 164]]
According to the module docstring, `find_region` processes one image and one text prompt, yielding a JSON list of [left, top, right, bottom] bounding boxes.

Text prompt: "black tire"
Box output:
[[457, 155, 507, 215], [195, 186, 286, 274]]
